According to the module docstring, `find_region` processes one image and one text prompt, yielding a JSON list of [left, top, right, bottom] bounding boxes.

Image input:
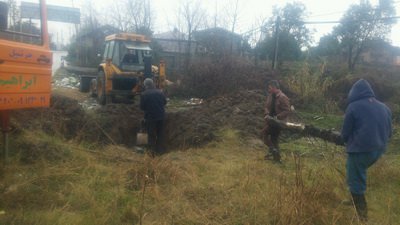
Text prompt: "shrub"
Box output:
[[170, 56, 274, 98], [284, 61, 335, 113]]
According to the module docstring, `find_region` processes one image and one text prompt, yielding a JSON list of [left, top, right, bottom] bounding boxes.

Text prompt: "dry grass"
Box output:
[[0, 129, 399, 225]]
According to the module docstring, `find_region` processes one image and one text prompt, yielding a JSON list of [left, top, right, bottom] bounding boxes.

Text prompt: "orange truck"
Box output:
[[0, 0, 51, 159]]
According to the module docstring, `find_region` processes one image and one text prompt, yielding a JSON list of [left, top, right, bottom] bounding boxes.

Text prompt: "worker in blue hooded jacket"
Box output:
[[341, 79, 392, 222]]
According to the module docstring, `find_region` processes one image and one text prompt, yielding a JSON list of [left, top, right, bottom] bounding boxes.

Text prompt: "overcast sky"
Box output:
[[45, 0, 400, 47]]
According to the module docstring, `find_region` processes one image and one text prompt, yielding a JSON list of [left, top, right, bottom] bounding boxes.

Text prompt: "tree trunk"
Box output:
[[347, 44, 353, 71], [265, 116, 344, 146]]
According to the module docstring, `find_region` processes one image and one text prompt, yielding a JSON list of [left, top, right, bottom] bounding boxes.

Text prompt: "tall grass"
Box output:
[[284, 61, 337, 113], [0, 128, 399, 224]]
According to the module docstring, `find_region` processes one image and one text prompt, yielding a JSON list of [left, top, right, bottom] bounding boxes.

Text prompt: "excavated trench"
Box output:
[[37, 59, 399, 151], [11, 90, 267, 151], [15, 76, 393, 151]]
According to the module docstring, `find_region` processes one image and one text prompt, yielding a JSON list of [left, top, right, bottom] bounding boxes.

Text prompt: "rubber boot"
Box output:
[[351, 193, 368, 222], [272, 148, 281, 163], [264, 153, 273, 160], [265, 147, 281, 163], [264, 147, 275, 160]]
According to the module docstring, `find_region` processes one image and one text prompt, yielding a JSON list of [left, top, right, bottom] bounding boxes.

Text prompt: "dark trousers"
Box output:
[[146, 119, 165, 154], [263, 123, 281, 151]]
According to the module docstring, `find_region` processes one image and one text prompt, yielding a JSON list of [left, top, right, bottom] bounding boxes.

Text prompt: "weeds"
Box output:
[[285, 61, 336, 113], [0, 126, 399, 224]]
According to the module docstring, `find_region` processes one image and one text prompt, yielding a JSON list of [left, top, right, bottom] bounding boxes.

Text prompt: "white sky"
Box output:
[[45, 0, 400, 47]]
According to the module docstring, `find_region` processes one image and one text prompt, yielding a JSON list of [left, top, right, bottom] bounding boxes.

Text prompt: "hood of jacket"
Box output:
[[347, 79, 375, 104]]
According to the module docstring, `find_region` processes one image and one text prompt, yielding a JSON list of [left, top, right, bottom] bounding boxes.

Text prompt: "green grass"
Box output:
[[0, 121, 399, 225], [294, 110, 344, 130]]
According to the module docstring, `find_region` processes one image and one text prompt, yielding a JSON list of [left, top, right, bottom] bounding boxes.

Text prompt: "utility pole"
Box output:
[[272, 16, 280, 70]]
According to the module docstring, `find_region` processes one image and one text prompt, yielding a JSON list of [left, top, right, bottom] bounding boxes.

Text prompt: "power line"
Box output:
[[303, 20, 340, 24], [308, 11, 346, 19], [305, 16, 400, 24], [241, 16, 400, 35]]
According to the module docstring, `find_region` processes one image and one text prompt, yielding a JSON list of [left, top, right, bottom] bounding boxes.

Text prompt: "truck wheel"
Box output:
[[79, 76, 91, 92], [97, 71, 107, 105]]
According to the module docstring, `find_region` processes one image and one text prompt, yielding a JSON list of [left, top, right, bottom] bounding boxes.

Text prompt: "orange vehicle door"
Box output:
[[0, 0, 51, 110]]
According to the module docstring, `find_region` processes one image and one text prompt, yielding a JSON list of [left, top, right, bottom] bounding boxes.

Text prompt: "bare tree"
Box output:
[[227, 0, 240, 34], [106, 1, 131, 31], [247, 17, 269, 65], [81, 0, 99, 29], [227, 0, 240, 53], [105, 0, 154, 36], [75, 0, 101, 66], [176, 0, 207, 69], [207, 0, 243, 55], [126, 0, 153, 35], [213, 1, 218, 28]]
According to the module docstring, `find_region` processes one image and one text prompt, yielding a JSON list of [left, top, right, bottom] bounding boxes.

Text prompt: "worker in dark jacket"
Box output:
[[262, 80, 291, 162], [140, 78, 167, 155], [341, 79, 392, 222]]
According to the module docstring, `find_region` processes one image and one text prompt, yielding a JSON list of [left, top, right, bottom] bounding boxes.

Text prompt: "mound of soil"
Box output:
[[12, 94, 143, 147], [11, 90, 268, 151], [12, 93, 87, 140], [22, 60, 396, 152], [165, 90, 266, 149]]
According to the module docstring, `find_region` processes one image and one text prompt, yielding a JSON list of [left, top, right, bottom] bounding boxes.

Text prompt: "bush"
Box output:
[[170, 56, 275, 98], [284, 61, 335, 113]]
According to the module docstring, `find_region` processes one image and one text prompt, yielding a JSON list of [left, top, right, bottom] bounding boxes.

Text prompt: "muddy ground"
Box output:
[[6, 65, 279, 151], [10, 64, 397, 152], [11, 87, 268, 151]]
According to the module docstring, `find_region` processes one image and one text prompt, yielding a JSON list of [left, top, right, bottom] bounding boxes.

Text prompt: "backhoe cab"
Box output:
[[88, 33, 165, 105]]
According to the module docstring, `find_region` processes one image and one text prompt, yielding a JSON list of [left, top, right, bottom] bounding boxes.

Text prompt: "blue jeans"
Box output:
[[346, 150, 384, 195]]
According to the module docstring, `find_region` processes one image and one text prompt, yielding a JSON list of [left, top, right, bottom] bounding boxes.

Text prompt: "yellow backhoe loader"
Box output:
[[80, 33, 166, 105]]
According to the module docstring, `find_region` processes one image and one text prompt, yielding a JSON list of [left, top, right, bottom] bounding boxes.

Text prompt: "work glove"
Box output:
[[332, 131, 345, 146], [264, 115, 277, 120]]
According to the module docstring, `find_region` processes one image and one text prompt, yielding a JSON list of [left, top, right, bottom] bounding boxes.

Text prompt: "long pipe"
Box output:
[[265, 115, 344, 146]]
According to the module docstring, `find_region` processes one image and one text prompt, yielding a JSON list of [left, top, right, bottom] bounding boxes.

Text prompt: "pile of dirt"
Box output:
[[12, 93, 87, 140], [11, 90, 268, 151], [13, 60, 317, 152], [165, 90, 266, 149], [25, 61, 397, 152], [12, 57, 282, 151], [12, 94, 143, 147]]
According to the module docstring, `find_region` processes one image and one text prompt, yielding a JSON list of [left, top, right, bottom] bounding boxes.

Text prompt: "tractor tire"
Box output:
[[97, 71, 107, 105]]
